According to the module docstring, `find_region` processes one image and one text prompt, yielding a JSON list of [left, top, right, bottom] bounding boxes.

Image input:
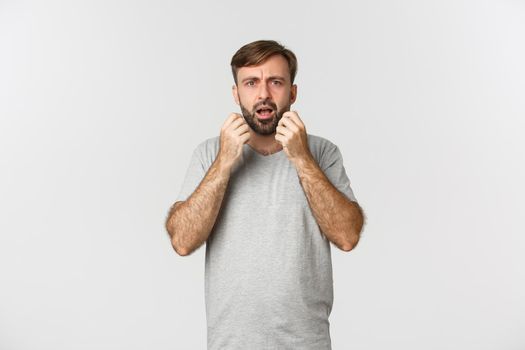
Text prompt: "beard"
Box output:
[[239, 99, 290, 135]]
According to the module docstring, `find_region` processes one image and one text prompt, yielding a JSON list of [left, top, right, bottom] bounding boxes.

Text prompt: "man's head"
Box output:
[[231, 40, 298, 135]]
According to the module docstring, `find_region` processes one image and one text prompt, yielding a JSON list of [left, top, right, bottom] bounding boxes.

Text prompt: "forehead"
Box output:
[[237, 54, 290, 80]]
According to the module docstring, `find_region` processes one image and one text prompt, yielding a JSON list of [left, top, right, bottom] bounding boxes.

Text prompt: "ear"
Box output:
[[232, 84, 240, 105], [290, 84, 298, 104]]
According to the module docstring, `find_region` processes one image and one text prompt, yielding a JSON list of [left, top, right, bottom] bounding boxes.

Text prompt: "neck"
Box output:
[[247, 129, 283, 154]]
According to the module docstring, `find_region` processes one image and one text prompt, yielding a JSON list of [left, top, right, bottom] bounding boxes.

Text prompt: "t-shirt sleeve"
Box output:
[[175, 145, 207, 203], [321, 145, 358, 202]]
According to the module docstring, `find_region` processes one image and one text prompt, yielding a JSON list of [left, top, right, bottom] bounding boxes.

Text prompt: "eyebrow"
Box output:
[[241, 75, 287, 83]]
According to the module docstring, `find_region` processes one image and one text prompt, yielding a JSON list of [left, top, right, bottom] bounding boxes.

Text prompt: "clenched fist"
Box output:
[[275, 110, 313, 165], [218, 113, 251, 172]]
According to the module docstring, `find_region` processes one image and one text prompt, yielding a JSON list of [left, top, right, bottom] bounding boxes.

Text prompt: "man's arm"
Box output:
[[294, 155, 364, 251], [165, 156, 231, 256], [165, 113, 250, 256], [275, 111, 364, 252]]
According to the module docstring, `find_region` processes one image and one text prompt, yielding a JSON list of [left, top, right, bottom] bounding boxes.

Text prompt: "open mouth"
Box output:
[[255, 107, 275, 120]]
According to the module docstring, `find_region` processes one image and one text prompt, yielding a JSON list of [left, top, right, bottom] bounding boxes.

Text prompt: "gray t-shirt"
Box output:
[[176, 134, 357, 350]]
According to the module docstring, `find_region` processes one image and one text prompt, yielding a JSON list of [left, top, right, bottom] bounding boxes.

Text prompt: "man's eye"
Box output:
[[272, 80, 282, 85], [246, 81, 255, 86]]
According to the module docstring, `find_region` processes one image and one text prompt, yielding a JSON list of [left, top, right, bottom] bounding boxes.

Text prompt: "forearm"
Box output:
[[166, 156, 231, 256], [294, 155, 363, 251]]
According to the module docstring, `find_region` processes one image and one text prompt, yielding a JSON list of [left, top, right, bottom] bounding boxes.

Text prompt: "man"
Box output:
[[165, 40, 365, 350]]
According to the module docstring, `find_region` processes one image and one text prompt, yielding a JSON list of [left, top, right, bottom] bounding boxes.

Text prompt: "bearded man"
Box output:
[[165, 39, 365, 350]]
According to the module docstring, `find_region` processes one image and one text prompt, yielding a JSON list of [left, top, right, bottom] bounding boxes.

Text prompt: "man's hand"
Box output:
[[275, 111, 313, 165], [218, 113, 250, 172]]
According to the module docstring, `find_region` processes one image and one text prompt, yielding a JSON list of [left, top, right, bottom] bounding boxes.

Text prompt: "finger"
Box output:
[[276, 125, 292, 137], [283, 111, 304, 129], [275, 133, 285, 145], [229, 116, 246, 130], [223, 113, 243, 129], [283, 110, 300, 118], [279, 117, 300, 132], [235, 123, 250, 135], [240, 131, 250, 143], [275, 134, 289, 148], [283, 111, 305, 130]]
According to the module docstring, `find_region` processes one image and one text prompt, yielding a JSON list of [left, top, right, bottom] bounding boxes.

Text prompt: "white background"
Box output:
[[1, 0, 524, 349]]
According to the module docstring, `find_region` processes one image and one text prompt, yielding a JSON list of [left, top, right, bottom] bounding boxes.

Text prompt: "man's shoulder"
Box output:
[[306, 133, 345, 169], [307, 133, 338, 152], [190, 136, 220, 161], [194, 135, 220, 152]]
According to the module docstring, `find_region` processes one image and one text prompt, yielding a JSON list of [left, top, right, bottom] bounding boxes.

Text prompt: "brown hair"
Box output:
[[230, 40, 298, 85]]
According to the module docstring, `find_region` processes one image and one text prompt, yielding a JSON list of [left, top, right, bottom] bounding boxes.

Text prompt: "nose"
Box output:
[[257, 82, 271, 100]]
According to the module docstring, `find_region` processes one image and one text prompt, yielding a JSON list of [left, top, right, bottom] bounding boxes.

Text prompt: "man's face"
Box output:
[[232, 54, 297, 135]]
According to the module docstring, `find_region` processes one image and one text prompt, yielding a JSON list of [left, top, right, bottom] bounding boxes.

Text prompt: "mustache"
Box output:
[[252, 100, 278, 111]]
